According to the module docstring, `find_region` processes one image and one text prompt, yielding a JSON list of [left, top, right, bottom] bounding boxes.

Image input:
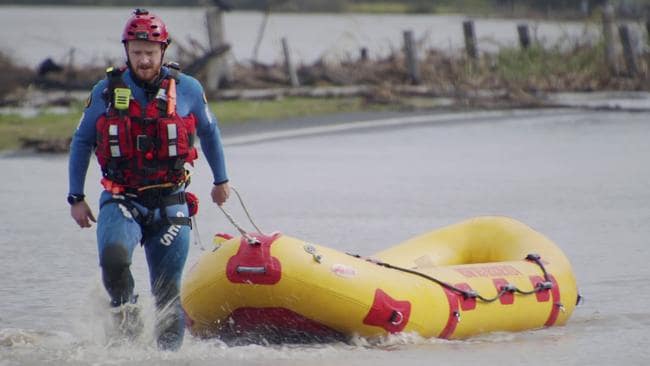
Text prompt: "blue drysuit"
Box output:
[[68, 66, 228, 349]]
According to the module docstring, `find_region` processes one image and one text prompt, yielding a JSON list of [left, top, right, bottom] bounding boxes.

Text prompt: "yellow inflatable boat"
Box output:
[[181, 217, 579, 342]]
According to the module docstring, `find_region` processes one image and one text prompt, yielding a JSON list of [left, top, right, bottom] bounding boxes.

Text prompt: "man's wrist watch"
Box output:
[[67, 194, 85, 205]]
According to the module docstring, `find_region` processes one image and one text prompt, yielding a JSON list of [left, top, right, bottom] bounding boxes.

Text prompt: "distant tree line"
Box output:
[[1, 0, 648, 16]]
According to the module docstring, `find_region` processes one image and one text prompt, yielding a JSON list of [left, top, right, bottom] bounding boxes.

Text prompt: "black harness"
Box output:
[[100, 189, 192, 244]]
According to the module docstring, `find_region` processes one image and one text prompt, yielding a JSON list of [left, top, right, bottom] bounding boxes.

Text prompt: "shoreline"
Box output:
[[3, 89, 649, 156]]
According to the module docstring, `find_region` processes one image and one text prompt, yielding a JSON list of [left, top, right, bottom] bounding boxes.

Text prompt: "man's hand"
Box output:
[[71, 201, 96, 228], [211, 182, 230, 206]]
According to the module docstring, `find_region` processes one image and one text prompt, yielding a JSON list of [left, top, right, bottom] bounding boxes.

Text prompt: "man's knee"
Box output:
[[100, 244, 134, 306], [100, 244, 131, 269]]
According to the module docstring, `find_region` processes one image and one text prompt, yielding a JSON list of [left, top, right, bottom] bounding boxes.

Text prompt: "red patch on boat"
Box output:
[[363, 289, 411, 333], [226, 232, 282, 285]]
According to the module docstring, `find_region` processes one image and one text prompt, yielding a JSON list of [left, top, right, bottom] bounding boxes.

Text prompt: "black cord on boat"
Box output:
[[346, 252, 555, 303], [525, 253, 551, 282]]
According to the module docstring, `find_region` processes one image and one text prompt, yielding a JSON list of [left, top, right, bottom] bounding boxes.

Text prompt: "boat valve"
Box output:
[[556, 302, 566, 313], [304, 243, 323, 263], [454, 311, 461, 323], [389, 310, 404, 326]]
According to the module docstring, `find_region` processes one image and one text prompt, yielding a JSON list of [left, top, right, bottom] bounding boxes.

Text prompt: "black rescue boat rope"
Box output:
[[346, 252, 554, 304]]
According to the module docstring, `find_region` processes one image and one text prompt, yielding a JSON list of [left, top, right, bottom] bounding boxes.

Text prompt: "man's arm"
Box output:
[[186, 76, 230, 205], [68, 80, 106, 227]]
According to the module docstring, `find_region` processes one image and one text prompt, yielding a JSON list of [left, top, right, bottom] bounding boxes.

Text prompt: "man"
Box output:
[[67, 8, 229, 350]]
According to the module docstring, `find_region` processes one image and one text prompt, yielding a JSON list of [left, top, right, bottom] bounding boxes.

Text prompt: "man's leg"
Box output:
[[144, 211, 190, 351], [96, 195, 142, 307]]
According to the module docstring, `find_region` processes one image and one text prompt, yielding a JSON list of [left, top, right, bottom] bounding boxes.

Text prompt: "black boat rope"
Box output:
[[346, 252, 555, 303]]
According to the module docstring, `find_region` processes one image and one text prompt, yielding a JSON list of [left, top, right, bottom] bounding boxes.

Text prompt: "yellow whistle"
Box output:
[[114, 88, 131, 110]]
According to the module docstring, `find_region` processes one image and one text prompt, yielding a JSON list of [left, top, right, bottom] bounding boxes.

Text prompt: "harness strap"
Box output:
[[167, 216, 192, 227], [158, 192, 192, 228], [100, 192, 192, 231], [100, 197, 154, 227], [166, 77, 177, 117], [104, 66, 128, 114], [159, 191, 186, 206]]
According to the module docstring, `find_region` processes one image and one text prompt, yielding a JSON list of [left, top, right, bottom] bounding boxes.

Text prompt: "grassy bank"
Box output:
[[0, 96, 374, 152]]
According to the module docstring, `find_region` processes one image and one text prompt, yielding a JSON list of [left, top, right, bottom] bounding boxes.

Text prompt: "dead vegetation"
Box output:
[[0, 53, 34, 104], [1, 39, 649, 108]]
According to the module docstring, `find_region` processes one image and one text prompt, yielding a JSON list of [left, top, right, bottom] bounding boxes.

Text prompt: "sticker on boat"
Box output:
[[331, 264, 357, 278]]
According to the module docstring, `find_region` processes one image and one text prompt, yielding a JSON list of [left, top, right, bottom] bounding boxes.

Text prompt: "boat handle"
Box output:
[[236, 266, 266, 274]]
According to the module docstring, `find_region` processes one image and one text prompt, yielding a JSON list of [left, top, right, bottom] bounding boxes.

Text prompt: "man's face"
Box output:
[[126, 40, 164, 82]]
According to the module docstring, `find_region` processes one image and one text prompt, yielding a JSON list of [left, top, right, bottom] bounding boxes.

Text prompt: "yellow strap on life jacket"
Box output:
[[136, 170, 192, 192]]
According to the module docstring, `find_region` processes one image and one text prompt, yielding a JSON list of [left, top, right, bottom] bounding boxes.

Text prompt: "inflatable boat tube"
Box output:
[[181, 216, 579, 342]]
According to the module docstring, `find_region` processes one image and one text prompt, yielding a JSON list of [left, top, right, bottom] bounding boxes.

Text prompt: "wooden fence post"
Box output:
[[66, 48, 76, 76], [602, 3, 618, 75], [581, 0, 590, 17], [403, 30, 421, 85], [282, 37, 300, 87], [463, 20, 478, 60], [618, 24, 638, 77], [205, 7, 232, 92], [517, 23, 531, 49], [360, 47, 369, 62]]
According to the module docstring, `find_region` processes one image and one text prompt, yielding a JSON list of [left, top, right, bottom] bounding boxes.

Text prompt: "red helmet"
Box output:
[[122, 8, 170, 45]]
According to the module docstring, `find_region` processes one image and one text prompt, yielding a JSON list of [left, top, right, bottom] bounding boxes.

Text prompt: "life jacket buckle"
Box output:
[[136, 135, 153, 152]]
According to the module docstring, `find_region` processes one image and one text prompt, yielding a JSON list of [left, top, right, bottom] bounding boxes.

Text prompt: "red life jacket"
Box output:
[[95, 67, 198, 189]]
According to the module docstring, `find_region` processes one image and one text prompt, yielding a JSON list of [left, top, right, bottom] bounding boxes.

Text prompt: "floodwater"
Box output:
[[0, 6, 627, 68], [1, 108, 649, 365]]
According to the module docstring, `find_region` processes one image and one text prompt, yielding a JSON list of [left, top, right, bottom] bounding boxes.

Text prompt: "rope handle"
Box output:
[[217, 186, 265, 244]]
